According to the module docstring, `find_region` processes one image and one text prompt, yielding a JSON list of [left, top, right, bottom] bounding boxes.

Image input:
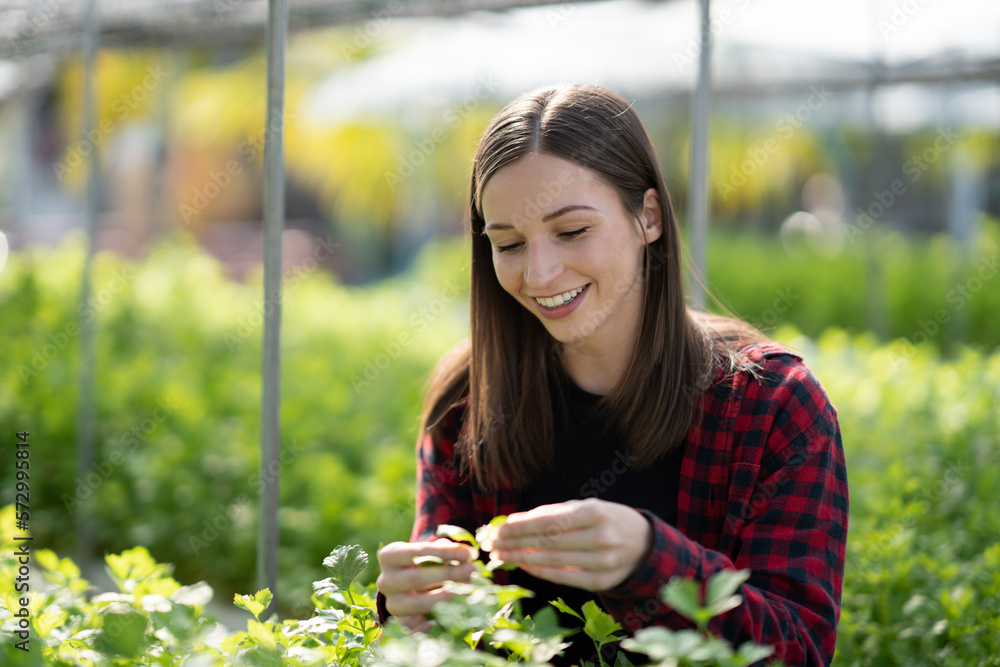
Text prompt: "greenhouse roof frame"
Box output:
[[0, 0, 599, 58]]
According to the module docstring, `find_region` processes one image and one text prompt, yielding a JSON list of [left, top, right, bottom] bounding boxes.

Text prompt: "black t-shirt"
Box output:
[[507, 367, 684, 665]]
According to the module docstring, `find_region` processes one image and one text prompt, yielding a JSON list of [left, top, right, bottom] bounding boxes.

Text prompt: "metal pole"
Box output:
[[258, 0, 286, 617], [687, 0, 712, 309], [75, 0, 99, 563], [862, 76, 888, 340]]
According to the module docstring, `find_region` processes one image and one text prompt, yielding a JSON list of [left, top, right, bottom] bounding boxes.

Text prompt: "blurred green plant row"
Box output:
[[701, 217, 999, 349], [1, 223, 998, 664]]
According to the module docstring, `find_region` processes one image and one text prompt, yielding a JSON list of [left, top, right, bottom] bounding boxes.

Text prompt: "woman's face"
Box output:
[[480, 152, 662, 353]]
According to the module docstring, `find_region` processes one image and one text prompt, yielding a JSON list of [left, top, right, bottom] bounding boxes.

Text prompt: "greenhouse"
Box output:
[[1, 0, 999, 665]]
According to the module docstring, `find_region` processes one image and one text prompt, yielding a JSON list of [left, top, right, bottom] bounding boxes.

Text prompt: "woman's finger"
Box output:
[[377, 561, 476, 596], [490, 525, 602, 553], [377, 540, 478, 568], [384, 586, 461, 618], [493, 500, 598, 541], [493, 545, 625, 572]]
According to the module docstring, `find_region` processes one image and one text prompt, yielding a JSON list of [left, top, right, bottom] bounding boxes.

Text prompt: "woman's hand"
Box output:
[[484, 498, 653, 591], [376, 539, 478, 632]]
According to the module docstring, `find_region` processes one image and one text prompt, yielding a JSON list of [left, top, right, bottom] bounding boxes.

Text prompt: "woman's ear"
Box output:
[[639, 188, 663, 244]]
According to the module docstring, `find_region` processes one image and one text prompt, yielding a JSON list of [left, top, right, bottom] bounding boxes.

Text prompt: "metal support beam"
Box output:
[[258, 0, 287, 618], [687, 0, 712, 309], [75, 0, 99, 563]]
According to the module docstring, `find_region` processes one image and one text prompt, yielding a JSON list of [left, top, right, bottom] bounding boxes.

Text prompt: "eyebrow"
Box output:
[[483, 204, 598, 232]]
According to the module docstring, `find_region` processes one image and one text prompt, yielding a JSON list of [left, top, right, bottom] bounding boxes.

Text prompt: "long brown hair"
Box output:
[[421, 84, 768, 490]]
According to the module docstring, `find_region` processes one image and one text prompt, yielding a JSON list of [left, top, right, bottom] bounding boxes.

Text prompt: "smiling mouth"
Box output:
[[534, 285, 587, 309]]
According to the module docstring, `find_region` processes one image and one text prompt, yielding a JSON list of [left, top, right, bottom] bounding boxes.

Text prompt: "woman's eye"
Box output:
[[560, 227, 589, 239], [496, 242, 522, 253]]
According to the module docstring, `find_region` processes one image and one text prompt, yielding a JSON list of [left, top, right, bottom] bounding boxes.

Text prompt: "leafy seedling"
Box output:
[[314, 544, 369, 606], [661, 568, 749, 633], [435, 524, 477, 546], [433, 517, 518, 574], [622, 568, 772, 667], [476, 515, 509, 549], [234, 589, 273, 621]]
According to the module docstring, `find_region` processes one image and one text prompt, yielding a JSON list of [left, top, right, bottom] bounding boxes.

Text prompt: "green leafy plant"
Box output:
[[622, 570, 776, 667], [549, 598, 626, 667], [1, 513, 779, 666], [395, 517, 575, 664], [412, 518, 776, 667]]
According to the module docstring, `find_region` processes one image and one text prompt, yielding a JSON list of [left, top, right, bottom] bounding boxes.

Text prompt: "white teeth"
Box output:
[[535, 286, 585, 309]]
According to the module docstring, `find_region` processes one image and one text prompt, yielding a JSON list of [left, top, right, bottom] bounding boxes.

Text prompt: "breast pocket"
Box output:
[[720, 462, 760, 553]]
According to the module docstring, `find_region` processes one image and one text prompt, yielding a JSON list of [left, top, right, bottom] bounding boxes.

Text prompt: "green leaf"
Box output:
[[529, 605, 577, 640], [255, 589, 273, 614], [432, 597, 493, 633], [149, 605, 199, 643], [34, 606, 68, 638], [234, 589, 271, 620], [436, 524, 478, 547], [614, 650, 637, 667], [363, 625, 382, 646], [413, 555, 445, 566], [476, 514, 508, 547], [485, 556, 517, 572], [171, 582, 214, 609], [549, 597, 584, 621], [412, 555, 463, 567], [95, 609, 148, 658], [621, 627, 704, 661], [492, 584, 535, 608], [688, 637, 736, 662], [705, 569, 750, 607], [247, 619, 278, 652], [322, 544, 369, 590], [660, 577, 702, 623], [707, 593, 744, 618], [582, 600, 623, 644], [733, 641, 775, 666], [35, 549, 61, 573]]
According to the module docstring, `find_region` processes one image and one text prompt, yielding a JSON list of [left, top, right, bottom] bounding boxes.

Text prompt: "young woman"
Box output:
[[376, 84, 848, 666]]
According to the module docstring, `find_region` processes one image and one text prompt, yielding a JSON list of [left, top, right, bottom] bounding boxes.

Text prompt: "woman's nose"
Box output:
[[523, 241, 563, 290]]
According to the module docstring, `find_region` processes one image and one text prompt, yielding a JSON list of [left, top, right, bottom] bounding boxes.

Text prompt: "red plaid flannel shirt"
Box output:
[[377, 343, 848, 666]]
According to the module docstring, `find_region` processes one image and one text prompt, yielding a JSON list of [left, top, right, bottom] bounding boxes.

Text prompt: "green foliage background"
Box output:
[[0, 231, 469, 611], [1, 222, 999, 664]]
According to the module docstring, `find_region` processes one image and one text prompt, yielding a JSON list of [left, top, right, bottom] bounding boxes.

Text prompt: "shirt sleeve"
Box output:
[[377, 406, 477, 625], [409, 407, 477, 542], [598, 356, 849, 667]]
